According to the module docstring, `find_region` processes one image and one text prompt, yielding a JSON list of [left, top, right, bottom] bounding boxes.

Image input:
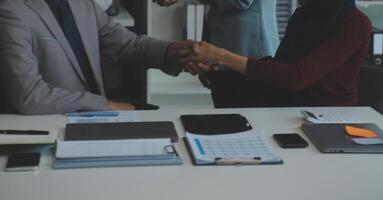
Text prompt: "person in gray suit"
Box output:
[[0, 0, 196, 114]]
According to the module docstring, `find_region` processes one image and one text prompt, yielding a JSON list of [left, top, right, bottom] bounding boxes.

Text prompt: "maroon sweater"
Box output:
[[246, 9, 372, 106]]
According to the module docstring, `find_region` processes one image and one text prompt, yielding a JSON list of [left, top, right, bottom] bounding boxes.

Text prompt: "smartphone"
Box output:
[[273, 133, 308, 148], [5, 153, 41, 172]]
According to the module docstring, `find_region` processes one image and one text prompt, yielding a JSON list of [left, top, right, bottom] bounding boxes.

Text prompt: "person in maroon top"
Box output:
[[187, 0, 372, 107]]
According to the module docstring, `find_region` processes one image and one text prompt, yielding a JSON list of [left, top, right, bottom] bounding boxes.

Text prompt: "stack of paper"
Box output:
[[54, 139, 182, 169], [301, 110, 363, 124], [184, 1, 205, 41]]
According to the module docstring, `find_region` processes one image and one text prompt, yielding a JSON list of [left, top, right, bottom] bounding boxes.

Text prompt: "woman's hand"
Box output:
[[187, 41, 249, 75], [192, 41, 222, 67], [184, 42, 221, 75]]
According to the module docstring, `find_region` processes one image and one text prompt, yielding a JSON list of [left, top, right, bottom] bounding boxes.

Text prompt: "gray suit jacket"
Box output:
[[0, 0, 174, 114]]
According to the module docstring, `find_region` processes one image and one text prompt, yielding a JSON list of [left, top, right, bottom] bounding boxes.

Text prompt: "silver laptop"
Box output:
[[302, 123, 383, 153]]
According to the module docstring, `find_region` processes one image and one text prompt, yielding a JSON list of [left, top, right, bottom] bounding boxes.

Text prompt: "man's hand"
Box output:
[[154, 0, 178, 7], [189, 41, 249, 75], [165, 40, 199, 72], [185, 41, 221, 75], [192, 41, 222, 66], [107, 100, 135, 111]]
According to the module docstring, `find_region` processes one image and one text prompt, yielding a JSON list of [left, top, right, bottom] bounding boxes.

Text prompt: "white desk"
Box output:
[[0, 107, 382, 200]]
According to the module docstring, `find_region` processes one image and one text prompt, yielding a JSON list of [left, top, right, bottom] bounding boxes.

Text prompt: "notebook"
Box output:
[[54, 139, 182, 169], [302, 123, 383, 153], [65, 122, 179, 142]]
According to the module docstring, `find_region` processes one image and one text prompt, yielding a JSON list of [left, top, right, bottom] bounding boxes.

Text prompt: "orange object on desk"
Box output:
[[345, 125, 379, 138]]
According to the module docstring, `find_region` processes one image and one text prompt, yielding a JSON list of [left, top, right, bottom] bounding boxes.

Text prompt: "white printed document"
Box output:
[[186, 130, 282, 165], [54, 138, 183, 169], [56, 139, 174, 159], [302, 110, 363, 124]]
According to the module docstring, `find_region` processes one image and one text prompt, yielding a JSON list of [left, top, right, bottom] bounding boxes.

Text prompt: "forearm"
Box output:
[[217, 48, 248, 74], [1, 74, 109, 114], [94, 1, 178, 75], [1, 64, 110, 114]]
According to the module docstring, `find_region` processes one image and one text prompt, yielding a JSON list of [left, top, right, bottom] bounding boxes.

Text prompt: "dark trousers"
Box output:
[[207, 71, 308, 108]]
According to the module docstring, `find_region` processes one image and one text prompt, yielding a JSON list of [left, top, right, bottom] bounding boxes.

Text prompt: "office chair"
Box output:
[[357, 63, 383, 113], [101, 54, 161, 110], [101, 0, 159, 110], [0, 88, 6, 113], [0, 85, 16, 114]]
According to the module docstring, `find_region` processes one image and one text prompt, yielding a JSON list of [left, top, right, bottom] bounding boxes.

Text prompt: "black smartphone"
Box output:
[[5, 153, 41, 172], [273, 133, 308, 148]]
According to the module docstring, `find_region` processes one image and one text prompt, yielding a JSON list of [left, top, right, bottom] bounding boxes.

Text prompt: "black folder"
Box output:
[[65, 122, 178, 142], [180, 114, 252, 134]]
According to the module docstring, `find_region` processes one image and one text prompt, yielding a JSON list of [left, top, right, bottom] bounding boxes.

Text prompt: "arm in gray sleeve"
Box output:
[[0, 5, 109, 115], [91, 1, 180, 76]]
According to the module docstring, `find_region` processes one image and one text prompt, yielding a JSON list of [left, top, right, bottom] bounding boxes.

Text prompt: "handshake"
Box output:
[[166, 40, 224, 76], [108, 40, 222, 111]]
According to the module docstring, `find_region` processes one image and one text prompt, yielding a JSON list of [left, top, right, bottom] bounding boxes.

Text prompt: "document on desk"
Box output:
[[67, 111, 142, 124], [56, 139, 173, 159], [185, 129, 283, 165], [54, 138, 183, 169], [301, 110, 363, 124]]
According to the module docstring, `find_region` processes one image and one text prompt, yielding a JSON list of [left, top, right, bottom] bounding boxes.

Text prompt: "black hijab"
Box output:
[[274, 0, 356, 64]]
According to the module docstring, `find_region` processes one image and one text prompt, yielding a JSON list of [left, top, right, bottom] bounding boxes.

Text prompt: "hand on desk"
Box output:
[[107, 100, 135, 111]]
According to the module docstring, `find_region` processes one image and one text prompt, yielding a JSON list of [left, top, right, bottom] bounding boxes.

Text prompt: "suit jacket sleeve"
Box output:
[[0, 4, 109, 115], [91, 1, 181, 76], [208, 0, 256, 12]]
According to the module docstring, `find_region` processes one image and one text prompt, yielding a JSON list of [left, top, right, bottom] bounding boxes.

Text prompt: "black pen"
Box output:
[[0, 130, 49, 135]]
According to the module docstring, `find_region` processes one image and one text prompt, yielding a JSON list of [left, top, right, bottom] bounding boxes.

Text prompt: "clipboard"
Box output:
[[54, 139, 183, 169], [183, 137, 283, 166], [183, 132, 283, 166]]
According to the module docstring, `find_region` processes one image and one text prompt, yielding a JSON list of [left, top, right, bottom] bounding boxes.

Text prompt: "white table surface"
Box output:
[[0, 107, 382, 200]]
